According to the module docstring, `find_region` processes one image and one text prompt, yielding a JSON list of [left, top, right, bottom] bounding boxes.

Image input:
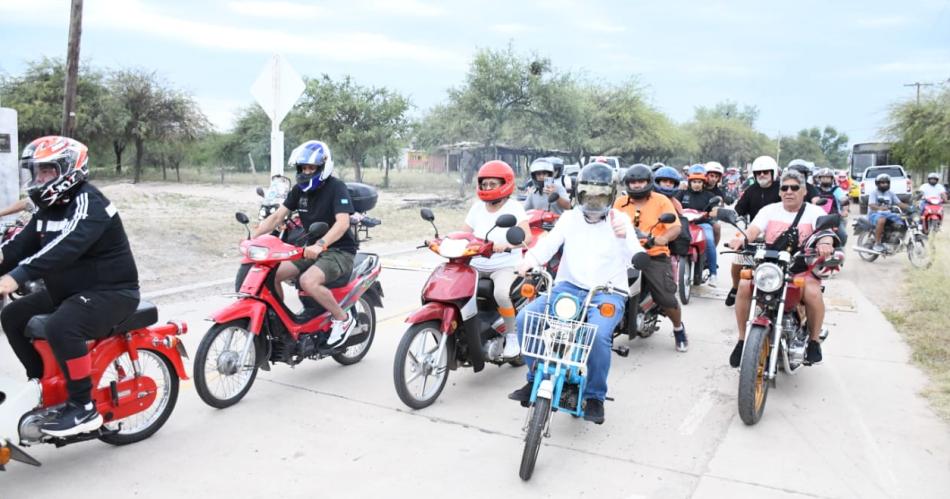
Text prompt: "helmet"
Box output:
[[529, 158, 555, 189], [288, 140, 334, 191], [751, 156, 779, 175], [928, 172, 940, 182], [786, 161, 811, 180], [654, 166, 682, 197], [687, 164, 707, 182], [651, 162, 666, 172], [815, 167, 834, 181], [576, 162, 617, 223], [811, 249, 845, 279], [20, 136, 89, 209], [476, 160, 515, 202], [875, 173, 891, 190], [704, 161, 724, 176], [546, 157, 565, 178], [622, 163, 653, 199]]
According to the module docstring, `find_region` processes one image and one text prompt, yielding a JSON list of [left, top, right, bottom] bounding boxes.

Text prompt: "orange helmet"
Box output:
[[476, 160, 515, 202], [20, 136, 89, 208]]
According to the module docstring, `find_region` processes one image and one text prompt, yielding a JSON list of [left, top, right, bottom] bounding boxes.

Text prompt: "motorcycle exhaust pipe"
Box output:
[[853, 246, 883, 256]]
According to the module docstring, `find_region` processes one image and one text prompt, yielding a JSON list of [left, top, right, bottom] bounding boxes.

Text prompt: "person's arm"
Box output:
[[0, 198, 29, 218], [253, 204, 290, 238], [554, 184, 571, 210], [0, 216, 40, 274], [522, 213, 567, 271]]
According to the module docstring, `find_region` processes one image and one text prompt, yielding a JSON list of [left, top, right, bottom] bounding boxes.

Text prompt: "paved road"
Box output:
[[1, 244, 949, 498]]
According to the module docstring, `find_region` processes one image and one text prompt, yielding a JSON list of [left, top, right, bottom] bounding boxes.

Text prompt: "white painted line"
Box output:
[[677, 391, 716, 436]]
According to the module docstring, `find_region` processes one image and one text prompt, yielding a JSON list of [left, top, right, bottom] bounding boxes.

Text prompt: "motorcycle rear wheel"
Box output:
[[99, 349, 179, 446], [856, 233, 879, 262], [519, 395, 551, 481], [678, 258, 692, 304], [738, 325, 771, 425], [393, 321, 449, 409], [194, 320, 259, 409]]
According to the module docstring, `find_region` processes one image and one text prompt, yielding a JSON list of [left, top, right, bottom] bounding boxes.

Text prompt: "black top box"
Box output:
[[345, 182, 378, 213]]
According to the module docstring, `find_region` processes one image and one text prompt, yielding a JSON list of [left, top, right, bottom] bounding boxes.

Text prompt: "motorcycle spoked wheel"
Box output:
[[332, 296, 376, 365], [519, 395, 551, 481], [98, 349, 180, 445], [393, 320, 450, 409], [856, 232, 879, 262], [907, 235, 932, 269], [678, 258, 692, 304], [194, 319, 259, 409], [737, 325, 771, 425]]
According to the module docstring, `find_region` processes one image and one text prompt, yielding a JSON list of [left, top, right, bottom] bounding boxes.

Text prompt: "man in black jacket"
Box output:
[[0, 136, 140, 437], [726, 156, 781, 306]]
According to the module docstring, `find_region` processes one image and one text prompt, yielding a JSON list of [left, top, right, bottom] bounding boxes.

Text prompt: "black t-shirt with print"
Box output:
[[283, 176, 357, 254]]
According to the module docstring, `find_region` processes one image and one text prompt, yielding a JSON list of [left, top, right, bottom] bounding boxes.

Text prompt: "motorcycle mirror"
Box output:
[[308, 222, 330, 240], [658, 213, 677, 224], [547, 192, 560, 203], [235, 212, 250, 225], [706, 196, 723, 210], [815, 214, 840, 231], [716, 208, 738, 224], [506, 226, 526, 246], [495, 214, 518, 228], [420, 208, 435, 222], [814, 197, 829, 206], [255, 186, 265, 197], [631, 252, 651, 270]]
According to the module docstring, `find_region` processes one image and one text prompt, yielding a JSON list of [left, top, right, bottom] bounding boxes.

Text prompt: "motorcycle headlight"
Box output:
[[438, 239, 468, 258], [753, 263, 784, 293], [551, 293, 581, 321], [247, 245, 270, 261]]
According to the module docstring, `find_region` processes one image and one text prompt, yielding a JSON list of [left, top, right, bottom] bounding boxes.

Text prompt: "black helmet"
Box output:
[[786, 162, 811, 180], [577, 162, 617, 223], [546, 156, 565, 178], [622, 163, 653, 199]]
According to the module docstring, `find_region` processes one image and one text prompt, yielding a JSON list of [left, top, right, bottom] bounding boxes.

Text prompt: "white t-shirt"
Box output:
[[919, 183, 946, 198], [464, 199, 528, 271], [751, 202, 828, 246]]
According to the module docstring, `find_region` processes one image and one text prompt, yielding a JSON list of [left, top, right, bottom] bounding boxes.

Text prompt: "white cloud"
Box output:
[[195, 96, 247, 132], [873, 60, 950, 73], [491, 23, 536, 34], [855, 15, 912, 28], [365, 0, 444, 17], [580, 22, 626, 33], [227, 1, 327, 20]]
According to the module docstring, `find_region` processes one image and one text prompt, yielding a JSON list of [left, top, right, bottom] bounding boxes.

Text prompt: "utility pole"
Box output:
[[61, 0, 83, 137], [903, 81, 935, 105]]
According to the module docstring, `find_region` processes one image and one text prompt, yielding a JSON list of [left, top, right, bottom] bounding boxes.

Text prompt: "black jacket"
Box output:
[[735, 183, 781, 220], [706, 185, 735, 205], [0, 183, 139, 303], [676, 189, 720, 212]]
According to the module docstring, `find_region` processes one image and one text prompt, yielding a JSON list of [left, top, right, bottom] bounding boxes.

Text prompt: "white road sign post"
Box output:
[[250, 54, 305, 177]]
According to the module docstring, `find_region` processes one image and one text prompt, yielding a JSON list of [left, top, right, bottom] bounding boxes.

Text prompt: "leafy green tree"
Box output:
[[887, 88, 950, 174], [687, 102, 772, 167]]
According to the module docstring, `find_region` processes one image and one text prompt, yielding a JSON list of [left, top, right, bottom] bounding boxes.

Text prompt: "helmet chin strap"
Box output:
[[487, 197, 505, 206]]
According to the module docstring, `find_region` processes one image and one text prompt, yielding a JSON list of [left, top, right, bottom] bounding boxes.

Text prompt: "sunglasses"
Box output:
[[780, 184, 801, 192], [756, 171, 772, 177]]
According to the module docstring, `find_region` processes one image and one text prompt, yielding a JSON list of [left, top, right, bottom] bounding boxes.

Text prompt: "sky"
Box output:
[[1, 0, 949, 145]]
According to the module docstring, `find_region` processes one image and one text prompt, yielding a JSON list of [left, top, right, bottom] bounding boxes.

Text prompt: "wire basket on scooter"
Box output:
[[521, 311, 599, 371]]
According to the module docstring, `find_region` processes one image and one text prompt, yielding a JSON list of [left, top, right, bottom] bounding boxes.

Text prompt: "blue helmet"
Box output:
[[654, 166, 682, 197], [288, 140, 334, 191]]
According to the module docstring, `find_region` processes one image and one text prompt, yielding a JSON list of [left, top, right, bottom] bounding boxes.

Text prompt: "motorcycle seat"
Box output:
[[316, 252, 375, 289], [25, 301, 159, 340]]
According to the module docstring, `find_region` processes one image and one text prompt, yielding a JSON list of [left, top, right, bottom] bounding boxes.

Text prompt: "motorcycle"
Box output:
[[0, 302, 189, 469], [611, 213, 679, 355], [852, 205, 931, 269], [717, 208, 843, 425], [675, 197, 721, 304], [920, 195, 944, 235], [193, 214, 383, 409], [392, 210, 529, 409], [0, 220, 47, 309], [525, 192, 562, 273], [516, 266, 630, 480]]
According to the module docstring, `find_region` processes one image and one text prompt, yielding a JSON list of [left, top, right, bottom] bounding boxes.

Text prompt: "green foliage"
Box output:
[[887, 88, 950, 174], [779, 126, 849, 169], [688, 102, 773, 167]]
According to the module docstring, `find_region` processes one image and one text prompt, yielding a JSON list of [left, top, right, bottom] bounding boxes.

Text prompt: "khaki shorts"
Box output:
[[293, 248, 355, 284]]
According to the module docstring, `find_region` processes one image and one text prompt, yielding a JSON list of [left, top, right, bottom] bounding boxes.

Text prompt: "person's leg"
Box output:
[[581, 290, 625, 424], [801, 278, 825, 364], [837, 219, 849, 246], [871, 212, 886, 245], [489, 269, 519, 357], [273, 261, 302, 301], [726, 263, 742, 306], [1, 291, 56, 379], [508, 288, 553, 403], [642, 257, 686, 350], [299, 250, 355, 344], [730, 279, 754, 367], [700, 223, 718, 276], [712, 221, 721, 245]]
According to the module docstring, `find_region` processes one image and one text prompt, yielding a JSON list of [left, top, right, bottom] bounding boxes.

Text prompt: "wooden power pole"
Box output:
[[903, 81, 935, 105], [61, 0, 84, 138]]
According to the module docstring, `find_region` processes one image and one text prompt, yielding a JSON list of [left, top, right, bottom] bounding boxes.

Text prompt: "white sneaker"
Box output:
[[707, 274, 718, 287], [503, 333, 521, 358], [327, 312, 355, 347]]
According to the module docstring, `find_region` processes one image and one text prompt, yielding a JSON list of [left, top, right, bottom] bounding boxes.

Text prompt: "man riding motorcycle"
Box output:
[[703, 161, 733, 249], [726, 156, 781, 306], [253, 140, 357, 347], [615, 164, 689, 351], [727, 169, 835, 367], [786, 161, 821, 201], [813, 167, 850, 244], [523, 158, 571, 214], [868, 173, 909, 253], [0, 136, 141, 437], [676, 165, 720, 287], [508, 162, 644, 424], [918, 172, 947, 208]]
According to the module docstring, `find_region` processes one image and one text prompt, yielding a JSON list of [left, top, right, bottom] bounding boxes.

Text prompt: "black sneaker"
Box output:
[[804, 340, 823, 365], [725, 288, 738, 307], [40, 400, 103, 438], [729, 340, 744, 367], [507, 382, 533, 407], [583, 399, 605, 424], [674, 327, 688, 352]]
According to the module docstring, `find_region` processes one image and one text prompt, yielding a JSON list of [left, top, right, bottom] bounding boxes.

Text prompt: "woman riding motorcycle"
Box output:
[[676, 165, 720, 286]]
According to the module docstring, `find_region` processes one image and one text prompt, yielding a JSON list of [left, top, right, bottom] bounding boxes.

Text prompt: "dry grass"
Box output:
[[883, 230, 950, 422]]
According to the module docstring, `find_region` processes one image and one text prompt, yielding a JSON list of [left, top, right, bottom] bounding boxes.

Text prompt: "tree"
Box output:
[[687, 102, 772, 167], [887, 88, 950, 174], [778, 132, 828, 167]]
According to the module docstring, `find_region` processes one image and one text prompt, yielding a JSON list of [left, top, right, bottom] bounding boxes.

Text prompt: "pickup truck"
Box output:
[[859, 165, 912, 214]]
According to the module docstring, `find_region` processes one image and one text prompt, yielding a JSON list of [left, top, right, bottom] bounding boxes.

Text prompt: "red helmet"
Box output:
[[20, 136, 89, 208], [476, 160, 515, 202]]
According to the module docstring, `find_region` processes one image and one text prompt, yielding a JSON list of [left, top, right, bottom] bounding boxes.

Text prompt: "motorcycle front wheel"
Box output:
[[393, 321, 450, 409], [194, 320, 259, 409], [98, 349, 179, 446], [856, 233, 879, 262], [519, 395, 551, 481], [907, 236, 932, 269], [738, 325, 771, 425], [678, 258, 692, 304]]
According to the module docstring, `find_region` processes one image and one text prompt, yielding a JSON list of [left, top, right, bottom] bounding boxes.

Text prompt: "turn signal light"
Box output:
[[740, 269, 753, 280], [599, 303, 616, 318], [520, 284, 537, 299], [0, 446, 10, 466], [793, 277, 806, 289]]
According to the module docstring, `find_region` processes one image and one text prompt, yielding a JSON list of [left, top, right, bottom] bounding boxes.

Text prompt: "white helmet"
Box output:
[[288, 140, 334, 191], [704, 161, 725, 175], [529, 158, 555, 175], [751, 155, 780, 177]]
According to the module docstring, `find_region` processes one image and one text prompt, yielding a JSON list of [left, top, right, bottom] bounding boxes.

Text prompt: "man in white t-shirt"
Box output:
[[918, 172, 947, 208], [726, 170, 836, 368]]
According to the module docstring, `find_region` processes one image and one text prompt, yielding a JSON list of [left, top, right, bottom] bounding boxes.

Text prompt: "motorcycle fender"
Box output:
[[751, 316, 773, 328], [209, 299, 267, 335], [0, 377, 40, 446], [364, 281, 384, 308], [537, 379, 554, 400], [127, 332, 190, 380], [405, 302, 459, 335]]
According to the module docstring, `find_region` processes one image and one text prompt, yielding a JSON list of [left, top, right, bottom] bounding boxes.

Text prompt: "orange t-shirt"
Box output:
[[613, 193, 681, 257]]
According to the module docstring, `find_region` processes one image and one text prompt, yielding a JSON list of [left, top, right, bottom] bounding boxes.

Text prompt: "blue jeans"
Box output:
[[868, 211, 903, 226], [698, 223, 718, 274], [515, 281, 626, 401]]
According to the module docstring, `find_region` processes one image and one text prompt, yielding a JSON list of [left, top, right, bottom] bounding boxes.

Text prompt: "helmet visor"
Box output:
[[579, 184, 613, 212]]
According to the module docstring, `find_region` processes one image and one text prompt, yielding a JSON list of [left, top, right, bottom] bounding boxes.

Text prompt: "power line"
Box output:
[[903, 81, 935, 105]]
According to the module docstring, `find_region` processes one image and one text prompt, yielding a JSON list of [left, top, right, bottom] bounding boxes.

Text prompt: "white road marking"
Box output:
[[677, 391, 716, 436]]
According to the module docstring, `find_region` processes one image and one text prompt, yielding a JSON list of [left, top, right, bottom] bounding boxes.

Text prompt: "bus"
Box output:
[[848, 142, 892, 200]]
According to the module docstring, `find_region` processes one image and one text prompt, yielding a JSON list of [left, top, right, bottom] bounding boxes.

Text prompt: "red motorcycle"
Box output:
[[674, 197, 720, 304], [1, 302, 188, 469], [525, 191, 562, 272], [921, 195, 944, 235], [392, 209, 528, 409], [193, 213, 383, 409]]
